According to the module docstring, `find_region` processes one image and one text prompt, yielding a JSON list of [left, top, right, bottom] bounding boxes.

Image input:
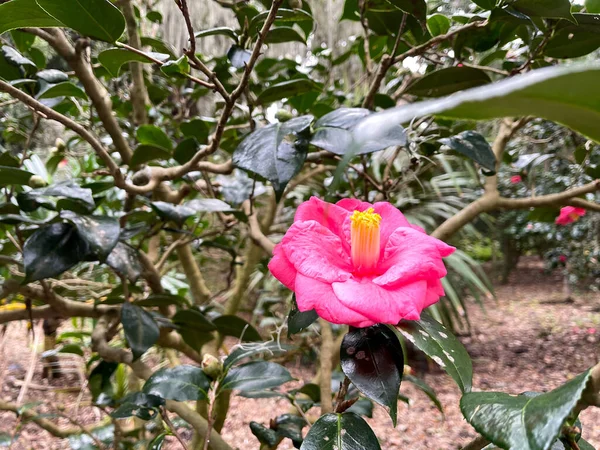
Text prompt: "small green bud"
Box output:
[[55, 138, 66, 152], [202, 354, 223, 379], [28, 175, 48, 188], [288, 0, 302, 9], [275, 109, 293, 122]]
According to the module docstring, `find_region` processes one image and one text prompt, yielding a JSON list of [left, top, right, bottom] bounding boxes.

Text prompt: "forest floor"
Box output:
[[1, 256, 600, 449]]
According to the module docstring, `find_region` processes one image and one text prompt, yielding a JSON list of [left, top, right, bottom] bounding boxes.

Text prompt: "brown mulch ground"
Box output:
[[1, 256, 599, 449]]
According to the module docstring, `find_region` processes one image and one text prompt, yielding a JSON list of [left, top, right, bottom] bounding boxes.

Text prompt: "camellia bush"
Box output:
[[1, 0, 600, 449]]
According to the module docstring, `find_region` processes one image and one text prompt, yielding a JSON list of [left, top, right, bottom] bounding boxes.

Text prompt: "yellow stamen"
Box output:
[[350, 208, 381, 273], [569, 212, 581, 222]]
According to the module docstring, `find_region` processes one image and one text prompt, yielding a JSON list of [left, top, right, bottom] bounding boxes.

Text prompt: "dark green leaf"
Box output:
[[224, 342, 293, 368], [439, 130, 496, 172], [2, 45, 36, 70], [180, 118, 210, 143], [149, 433, 167, 450], [545, 25, 600, 58], [0, 0, 63, 35], [347, 398, 374, 417], [150, 201, 195, 226], [460, 369, 592, 450], [586, 0, 600, 13], [18, 182, 95, 211], [121, 302, 160, 360], [232, 115, 313, 197], [37, 81, 87, 100], [427, 14, 451, 36], [143, 365, 211, 401], [98, 48, 169, 77], [511, 0, 574, 21], [407, 66, 491, 98], [174, 138, 199, 164], [227, 45, 251, 68], [287, 299, 318, 337], [195, 27, 238, 40], [185, 198, 232, 213], [89, 360, 119, 404], [404, 374, 444, 415], [136, 125, 173, 150], [136, 294, 190, 307], [0, 165, 33, 186], [0, 214, 45, 225], [352, 65, 600, 145], [58, 343, 84, 356], [266, 27, 307, 44], [146, 11, 162, 24], [140, 37, 176, 57], [60, 210, 119, 261], [386, 0, 426, 21], [160, 55, 190, 76], [311, 108, 406, 155], [257, 79, 321, 105], [221, 361, 293, 392], [111, 392, 164, 420], [106, 242, 143, 282], [395, 315, 473, 393], [23, 222, 89, 282], [472, 0, 497, 10], [340, 325, 404, 426], [172, 309, 217, 332], [130, 144, 171, 167], [300, 413, 381, 450], [36, 0, 126, 42], [250, 422, 280, 447], [213, 315, 261, 341]]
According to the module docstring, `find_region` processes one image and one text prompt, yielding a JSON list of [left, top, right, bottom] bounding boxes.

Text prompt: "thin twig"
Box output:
[[161, 406, 191, 450]]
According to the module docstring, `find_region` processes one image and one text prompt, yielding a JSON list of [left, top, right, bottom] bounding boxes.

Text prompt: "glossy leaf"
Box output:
[[160, 55, 190, 76], [386, 0, 426, 21], [439, 130, 496, 172], [136, 125, 173, 150], [143, 365, 211, 401], [511, 0, 574, 21], [88, 360, 119, 404], [427, 14, 451, 36], [221, 361, 293, 392], [352, 64, 600, 146], [18, 182, 95, 211], [460, 369, 592, 450], [266, 27, 307, 44], [287, 297, 318, 337], [23, 222, 89, 282], [224, 342, 293, 368], [180, 118, 210, 142], [185, 198, 232, 213], [37, 82, 87, 100], [111, 392, 164, 420], [407, 67, 491, 98], [213, 315, 262, 341], [136, 294, 190, 307], [195, 27, 238, 40], [150, 201, 194, 225], [340, 325, 404, 426], [311, 108, 406, 155], [232, 115, 313, 197], [0, 166, 33, 186], [172, 309, 217, 332], [300, 413, 381, 450], [404, 374, 444, 415], [395, 315, 473, 393], [545, 23, 600, 58], [36, 0, 126, 42], [60, 211, 119, 261], [0, 0, 63, 35], [586, 0, 600, 13], [98, 48, 169, 77], [121, 302, 160, 360], [257, 79, 321, 105], [106, 243, 143, 282], [130, 144, 171, 167]]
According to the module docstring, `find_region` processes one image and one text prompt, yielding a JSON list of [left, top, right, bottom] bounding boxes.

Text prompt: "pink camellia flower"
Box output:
[[268, 197, 455, 328], [555, 206, 586, 225], [510, 175, 522, 184], [559, 255, 567, 263]]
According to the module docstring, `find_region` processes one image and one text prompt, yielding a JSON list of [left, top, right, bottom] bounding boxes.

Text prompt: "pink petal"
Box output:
[[268, 244, 297, 290], [295, 197, 352, 250], [295, 274, 374, 328], [281, 220, 353, 284], [336, 198, 372, 212], [332, 278, 429, 324], [374, 227, 455, 288], [423, 278, 445, 308]]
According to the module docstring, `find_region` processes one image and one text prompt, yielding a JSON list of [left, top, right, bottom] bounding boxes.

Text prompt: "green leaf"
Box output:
[[195, 27, 238, 41], [174, 138, 199, 164], [149, 433, 167, 450], [106, 242, 143, 282], [395, 314, 473, 393], [439, 130, 496, 172], [180, 118, 210, 143], [545, 24, 600, 58], [160, 55, 190, 76], [98, 48, 169, 77], [150, 201, 195, 226], [0, 165, 33, 186], [17, 182, 95, 211], [266, 26, 307, 44], [472, 0, 497, 10], [58, 343, 84, 356], [121, 302, 160, 360], [143, 365, 211, 401], [404, 374, 444, 415], [427, 14, 451, 36], [511, 0, 574, 21], [250, 422, 280, 447], [89, 361, 118, 404], [130, 144, 171, 167], [213, 315, 262, 341], [257, 79, 321, 105], [407, 66, 492, 98], [136, 125, 173, 150], [232, 115, 313, 198], [185, 198, 232, 213], [287, 296, 318, 337], [311, 108, 406, 155], [221, 361, 293, 392], [340, 325, 404, 426], [146, 10, 162, 24], [140, 37, 176, 58], [0, 0, 63, 35], [224, 342, 293, 368], [460, 369, 592, 450], [2, 45, 36, 71], [111, 392, 164, 421], [60, 210, 120, 261], [386, 0, 426, 21], [300, 412, 381, 450], [23, 222, 89, 282], [36, 0, 126, 42], [37, 81, 87, 100], [136, 294, 190, 307], [172, 309, 217, 332], [586, 0, 600, 13], [352, 64, 600, 145]]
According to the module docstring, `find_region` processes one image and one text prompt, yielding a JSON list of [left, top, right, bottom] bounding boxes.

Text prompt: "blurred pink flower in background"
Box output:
[[555, 206, 586, 225], [269, 197, 455, 328], [510, 175, 522, 184], [559, 255, 567, 263]]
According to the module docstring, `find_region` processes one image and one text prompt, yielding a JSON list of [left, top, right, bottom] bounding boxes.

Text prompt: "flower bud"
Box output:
[[28, 175, 48, 188], [202, 354, 223, 379], [288, 0, 302, 9], [275, 109, 293, 122], [55, 138, 66, 152]]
